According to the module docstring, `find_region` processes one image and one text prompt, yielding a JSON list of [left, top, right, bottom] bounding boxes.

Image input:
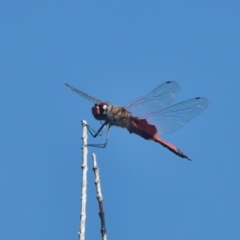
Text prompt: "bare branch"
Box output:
[[92, 154, 107, 240], [78, 120, 88, 240]]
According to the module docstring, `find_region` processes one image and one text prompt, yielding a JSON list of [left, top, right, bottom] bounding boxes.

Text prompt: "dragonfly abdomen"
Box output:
[[153, 135, 191, 160], [128, 117, 157, 140]]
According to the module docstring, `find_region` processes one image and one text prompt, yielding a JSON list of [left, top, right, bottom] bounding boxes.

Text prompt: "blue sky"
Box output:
[[1, 1, 240, 239]]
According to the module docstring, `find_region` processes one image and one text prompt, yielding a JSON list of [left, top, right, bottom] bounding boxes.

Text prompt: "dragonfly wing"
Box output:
[[65, 83, 104, 104], [143, 97, 210, 135], [124, 81, 181, 115]]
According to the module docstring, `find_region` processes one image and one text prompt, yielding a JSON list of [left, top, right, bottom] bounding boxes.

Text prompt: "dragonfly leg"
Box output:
[[83, 121, 108, 138], [87, 125, 112, 148]]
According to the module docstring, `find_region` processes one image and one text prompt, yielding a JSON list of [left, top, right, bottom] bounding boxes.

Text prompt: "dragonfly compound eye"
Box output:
[[91, 103, 109, 121], [92, 105, 100, 116], [100, 104, 109, 116]]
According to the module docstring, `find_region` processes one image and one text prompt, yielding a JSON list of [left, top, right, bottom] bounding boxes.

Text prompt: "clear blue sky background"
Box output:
[[1, 1, 240, 239]]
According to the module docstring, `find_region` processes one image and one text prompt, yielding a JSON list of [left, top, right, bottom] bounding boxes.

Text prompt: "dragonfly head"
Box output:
[[92, 103, 111, 121]]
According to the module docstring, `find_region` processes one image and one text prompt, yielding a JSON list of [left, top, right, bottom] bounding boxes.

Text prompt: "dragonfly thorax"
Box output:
[[92, 103, 112, 121]]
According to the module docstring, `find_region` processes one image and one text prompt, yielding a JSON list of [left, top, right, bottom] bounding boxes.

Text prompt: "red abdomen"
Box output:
[[129, 117, 157, 140]]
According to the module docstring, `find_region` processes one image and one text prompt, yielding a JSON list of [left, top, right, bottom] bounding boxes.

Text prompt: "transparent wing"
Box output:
[[141, 97, 210, 135], [124, 81, 181, 115], [65, 83, 104, 104]]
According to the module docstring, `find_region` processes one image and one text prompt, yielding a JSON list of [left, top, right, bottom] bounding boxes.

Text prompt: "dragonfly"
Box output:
[[65, 81, 210, 161]]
